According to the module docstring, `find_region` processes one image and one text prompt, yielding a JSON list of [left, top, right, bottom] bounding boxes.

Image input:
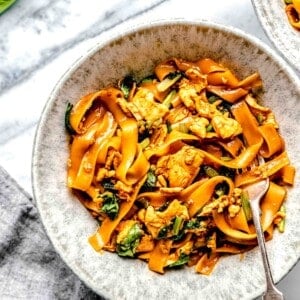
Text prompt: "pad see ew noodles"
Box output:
[[284, 0, 300, 30], [65, 57, 295, 275]]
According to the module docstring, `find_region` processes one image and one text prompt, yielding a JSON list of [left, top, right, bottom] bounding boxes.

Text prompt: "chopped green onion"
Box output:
[[208, 95, 220, 104], [203, 165, 219, 178], [256, 113, 264, 125], [241, 191, 252, 221], [139, 137, 150, 149], [162, 90, 177, 108], [157, 72, 182, 92], [206, 124, 214, 132], [172, 216, 183, 236]]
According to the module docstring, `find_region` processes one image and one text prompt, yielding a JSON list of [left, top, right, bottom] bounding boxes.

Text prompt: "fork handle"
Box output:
[[250, 200, 284, 300]]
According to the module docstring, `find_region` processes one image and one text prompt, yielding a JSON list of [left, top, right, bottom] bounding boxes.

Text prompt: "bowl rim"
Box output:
[[32, 18, 300, 299], [251, 0, 300, 73]]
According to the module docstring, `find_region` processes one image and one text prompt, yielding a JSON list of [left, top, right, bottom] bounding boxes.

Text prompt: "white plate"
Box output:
[[252, 0, 300, 72], [32, 20, 300, 300]]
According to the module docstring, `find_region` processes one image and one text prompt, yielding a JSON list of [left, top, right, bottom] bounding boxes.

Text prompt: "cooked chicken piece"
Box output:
[[149, 124, 168, 146], [118, 88, 169, 128], [185, 67, 207, 83], [165, 105, 191, 124], [114, 180, 133, 200], [211, 115, 242, 139], [195, 97, 222, 119], [245, 94, 270, 113], [189, 117, 210, 139], [178, 78, 207, 111], [156, 145, 204, 188], [96, 168, 115, 182], [116, 97, 141, 119], [142, 199, 189, 238], [114, 180, 133, 194], [159, 187, 183, 195], [264, 112, 279, 129]]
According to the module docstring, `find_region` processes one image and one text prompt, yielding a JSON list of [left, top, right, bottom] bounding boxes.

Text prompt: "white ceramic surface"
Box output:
[[32, 20, 300, 300], [252, 0, 300, 72]]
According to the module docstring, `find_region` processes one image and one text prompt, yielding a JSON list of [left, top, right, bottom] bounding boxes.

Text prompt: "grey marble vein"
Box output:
[[0, 0, 167, 95]]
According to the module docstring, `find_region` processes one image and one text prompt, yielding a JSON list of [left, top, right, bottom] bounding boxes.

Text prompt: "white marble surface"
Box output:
[[0, 0, 299, 299]]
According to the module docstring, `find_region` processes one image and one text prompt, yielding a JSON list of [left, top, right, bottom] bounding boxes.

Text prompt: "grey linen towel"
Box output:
[[0, 166, 103, 299]]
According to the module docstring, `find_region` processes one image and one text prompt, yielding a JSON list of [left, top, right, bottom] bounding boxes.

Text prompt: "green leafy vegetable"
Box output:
[[101, 192, 119, 220], [101, 178, 116, 192], [218, 101, 232, 115], [219, 166, 236, 180], [157, 224, 172, 239], [168, 253, 189, 268], [185, 218, 201, 230], [65, 103, 76, 134], [116, 223, 143, 257], [140, 169, 157, 192], [119, 75, 136, 99], [0, 0, 17, 15], [214, 181, 229, 197]]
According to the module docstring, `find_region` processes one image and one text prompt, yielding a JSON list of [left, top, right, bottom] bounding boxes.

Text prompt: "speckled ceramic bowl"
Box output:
[[32, 20, 300, 300], [252, 0, 300, 72]]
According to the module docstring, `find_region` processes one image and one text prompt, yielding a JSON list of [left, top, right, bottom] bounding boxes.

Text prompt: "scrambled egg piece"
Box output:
[[141, 199, 189, 238], [117, 88, 168, 128], [211, 115, 242, 139], [156, 145, 204, 188]]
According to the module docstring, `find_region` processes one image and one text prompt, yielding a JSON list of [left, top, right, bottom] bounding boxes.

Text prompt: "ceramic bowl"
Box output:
[[252, 0, 300, 72], [32, 20, 300, 300]]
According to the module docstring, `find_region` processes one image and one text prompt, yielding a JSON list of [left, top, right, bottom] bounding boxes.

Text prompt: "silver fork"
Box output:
[[243, 156, 284, 300]]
